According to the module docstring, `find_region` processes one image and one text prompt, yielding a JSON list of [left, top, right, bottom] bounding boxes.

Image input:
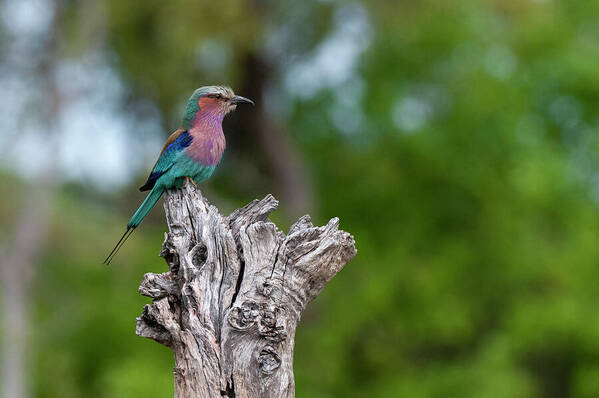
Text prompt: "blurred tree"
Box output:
[[1, 1, 64, 397]]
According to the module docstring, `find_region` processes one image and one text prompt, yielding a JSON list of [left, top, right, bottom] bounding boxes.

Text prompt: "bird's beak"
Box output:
[[230, 95, 254, 105]]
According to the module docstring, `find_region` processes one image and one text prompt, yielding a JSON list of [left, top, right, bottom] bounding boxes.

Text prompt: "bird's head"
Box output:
[[182, 85, 253, 128]]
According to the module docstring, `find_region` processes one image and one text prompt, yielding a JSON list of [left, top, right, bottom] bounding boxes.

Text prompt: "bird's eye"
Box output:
[[209, 94, 222, 99]]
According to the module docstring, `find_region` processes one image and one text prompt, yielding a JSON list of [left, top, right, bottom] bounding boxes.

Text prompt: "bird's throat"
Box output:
[[186, 112, 226, 166]]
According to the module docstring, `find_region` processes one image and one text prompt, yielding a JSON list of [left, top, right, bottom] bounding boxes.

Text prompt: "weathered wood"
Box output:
[[136, 180, 356, 398]]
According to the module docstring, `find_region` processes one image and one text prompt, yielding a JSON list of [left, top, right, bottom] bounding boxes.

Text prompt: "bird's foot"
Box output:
[[184, 176, 198, 188]]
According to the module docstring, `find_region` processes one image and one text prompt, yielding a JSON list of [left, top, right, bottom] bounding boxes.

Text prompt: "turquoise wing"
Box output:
[[139, 129, 192, 191]]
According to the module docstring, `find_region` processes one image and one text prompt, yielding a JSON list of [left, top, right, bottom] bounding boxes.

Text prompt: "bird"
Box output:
[[103, 86, 253, 265]]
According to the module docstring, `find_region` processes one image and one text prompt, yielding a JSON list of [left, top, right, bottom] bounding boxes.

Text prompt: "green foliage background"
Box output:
[[3, 0, 599, 397]]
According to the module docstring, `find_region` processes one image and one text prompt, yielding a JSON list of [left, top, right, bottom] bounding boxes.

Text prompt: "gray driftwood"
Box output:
[[136, 180, 356, 398]]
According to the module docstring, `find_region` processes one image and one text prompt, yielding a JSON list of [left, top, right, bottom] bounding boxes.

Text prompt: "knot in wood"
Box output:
[[257, 305, 287, 343], [257, 279, 281, 299], [228, 301, 288, 342], [228, 301, 260, 330], [190, 243, 207, 270], [257, 345, 281, 375]]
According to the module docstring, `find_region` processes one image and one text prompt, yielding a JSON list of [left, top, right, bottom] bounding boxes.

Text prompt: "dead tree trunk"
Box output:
[[136, 180, 356, 398]]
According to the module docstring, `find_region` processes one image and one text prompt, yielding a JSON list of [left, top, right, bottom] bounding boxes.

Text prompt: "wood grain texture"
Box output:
[[136, 179, 356, 398]]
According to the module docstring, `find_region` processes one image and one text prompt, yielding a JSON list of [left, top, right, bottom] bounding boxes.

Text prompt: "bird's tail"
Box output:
[[103, 227, 134, 265], [127, 186, 164, 229], [103, 187, 164, 265]]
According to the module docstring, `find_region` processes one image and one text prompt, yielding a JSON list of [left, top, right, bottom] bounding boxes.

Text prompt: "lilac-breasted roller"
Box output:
[[104, 86, 253, 264]]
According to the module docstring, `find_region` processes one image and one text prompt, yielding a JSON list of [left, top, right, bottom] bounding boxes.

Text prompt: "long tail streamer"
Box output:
[[103, 227, 134, 265]]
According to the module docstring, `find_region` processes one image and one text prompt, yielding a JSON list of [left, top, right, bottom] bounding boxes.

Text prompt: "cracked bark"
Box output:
[[136, 180, 356, 398]]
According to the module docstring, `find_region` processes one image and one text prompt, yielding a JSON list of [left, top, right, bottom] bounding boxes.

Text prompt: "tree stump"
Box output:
[[136, 180, 356, 398]]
